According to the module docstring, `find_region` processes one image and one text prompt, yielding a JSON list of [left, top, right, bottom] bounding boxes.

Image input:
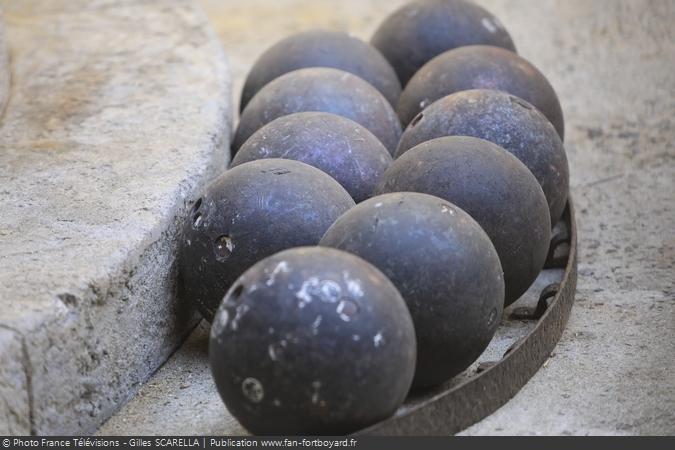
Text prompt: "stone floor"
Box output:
[[100, 0, 675, 436]]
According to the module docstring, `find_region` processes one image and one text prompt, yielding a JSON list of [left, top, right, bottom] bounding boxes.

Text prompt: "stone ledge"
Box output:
[[0, 0, 231, 435]]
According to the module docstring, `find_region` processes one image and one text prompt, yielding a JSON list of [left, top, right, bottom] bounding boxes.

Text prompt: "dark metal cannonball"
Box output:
[[371, 0, 516, 86], [233, 68, 402, 156], [179, 159, 355, 321], [209, 246, 416, 435], [375, 137, 551, 306], [397, 89, 569, 225], [320, 193, 504, 388], [396, 45, 565, 139], [240, 30, 401, 111], [232, 112, 392, 203]]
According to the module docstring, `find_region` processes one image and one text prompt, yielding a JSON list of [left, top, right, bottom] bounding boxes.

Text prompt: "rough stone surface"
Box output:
[[0, 8, 8, 117], [0, 328, 30, 434], [0, 0, 231, 435], [104, 0, 675, 436], [97, 322, 247, 436]]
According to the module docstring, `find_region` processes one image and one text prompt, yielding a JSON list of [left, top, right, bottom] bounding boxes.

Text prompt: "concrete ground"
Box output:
[[101, 0, 675, 436]]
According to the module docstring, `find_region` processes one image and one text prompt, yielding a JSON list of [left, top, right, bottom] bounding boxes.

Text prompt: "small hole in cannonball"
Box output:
[[214, 235, 234, 261], [410, 112, 424, 127], [230, 284, 244, 302], [336, 298, 359, 321], [191, 197, 203, 214], [241, 377, 264, 403]]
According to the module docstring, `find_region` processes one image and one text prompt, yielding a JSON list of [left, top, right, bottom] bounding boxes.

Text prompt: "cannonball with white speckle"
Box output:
[[209, 247, 416, 435], [371, 0, 516, 86], [321, 192, 504, 388], [376, 136, 550, 306]]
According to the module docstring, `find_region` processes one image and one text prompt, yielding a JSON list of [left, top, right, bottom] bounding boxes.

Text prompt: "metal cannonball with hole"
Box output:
[[320, 192, 504, 389], [375, 136, 551, 306], [209, 247, 417, 435], [396, 45, 565, 139], [239, 30, 401, 111], [232, 112, 393, 203], [179, 159, 355, 321], [397, 89, 569, 225], [371, 0, 516, 86], [233, 67, 402, 156]]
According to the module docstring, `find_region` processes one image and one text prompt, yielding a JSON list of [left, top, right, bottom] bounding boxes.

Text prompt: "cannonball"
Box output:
[[232, 112, 392, 203], [209, 247, 416, 435], [371, 0, 516, 86], [375, 136, 550, 305], [396, 45, 565, 139], [179, 159, 355, 321], [397, 89, 569, 224], [233, 68, 402, 155], [240, 30, 401, 111], [320, 193, 504, 388]]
